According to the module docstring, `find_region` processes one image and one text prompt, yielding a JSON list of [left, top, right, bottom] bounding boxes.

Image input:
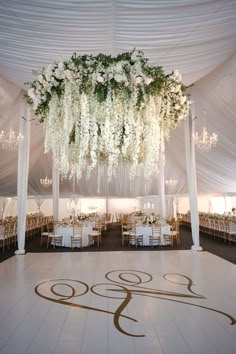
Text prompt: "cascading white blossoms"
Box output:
[[27, 50, 190, 181]]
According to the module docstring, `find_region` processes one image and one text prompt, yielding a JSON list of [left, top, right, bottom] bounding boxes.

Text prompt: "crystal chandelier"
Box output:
[[193, 111, 218, 152], [165, 179, 177, 186], [0, 128, 23, 152], [40, 176, 52, 188]]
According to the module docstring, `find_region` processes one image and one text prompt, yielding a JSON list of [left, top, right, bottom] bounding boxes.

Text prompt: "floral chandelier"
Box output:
[[27, 50, 190, 181]]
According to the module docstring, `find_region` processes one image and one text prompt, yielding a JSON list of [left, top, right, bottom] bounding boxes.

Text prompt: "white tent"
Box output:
[[0, 0, 236, 200]]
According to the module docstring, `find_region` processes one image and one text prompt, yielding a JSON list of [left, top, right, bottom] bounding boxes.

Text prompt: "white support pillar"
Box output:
[[159, 131, 166, 220], [185, 102, 202, 251], [16, 98, 31, 255], [52, 157, 60, 222], [106, 197, 108, 215]]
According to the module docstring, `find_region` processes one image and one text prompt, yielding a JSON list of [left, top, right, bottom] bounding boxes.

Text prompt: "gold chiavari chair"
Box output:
[[121, 223, 131, 246], [149, 226, 162, 247], [171, 221, 180, 246], [41, 221, 53, 246], [47, 222, 63, 249], [88, 222, 102, 247], [71, 224, 83, 249], [128, 224, 143, 248], [0, 225, 8, 252]]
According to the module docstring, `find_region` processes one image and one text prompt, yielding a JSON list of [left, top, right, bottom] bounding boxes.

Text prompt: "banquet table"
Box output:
[[135, 224, 171, 246], [55, 224, 93, 248]]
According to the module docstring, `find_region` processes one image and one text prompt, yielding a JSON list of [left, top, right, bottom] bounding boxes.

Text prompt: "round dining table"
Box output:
[[55, 223, 94, 248], [135, 224, 171, 246]]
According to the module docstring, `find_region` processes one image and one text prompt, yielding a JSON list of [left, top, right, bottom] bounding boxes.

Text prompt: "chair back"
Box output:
[[0, 225, 5, 237], [47, 222, 54, 233], [171, 221, 179, 233], [73, 226, 82, 237], [152, 226, 161, 237]]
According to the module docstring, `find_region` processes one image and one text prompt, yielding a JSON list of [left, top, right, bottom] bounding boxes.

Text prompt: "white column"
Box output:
[[185, 102, 202, 251], [158, 131, 166, 220], [176, 194, 179, 215], [52, 157, 60, 221], [16, 98, 31, 255], [106, 197, 108, 215]]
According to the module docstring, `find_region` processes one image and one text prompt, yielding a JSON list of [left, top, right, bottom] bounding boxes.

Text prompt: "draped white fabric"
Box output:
[[0, 199, 10, 218], [35, 198, 45, 212], [16, 98, 31, 254], [1, 0, 236, 87], [0, 1, 236, 199], [185, 105, 201, 250]]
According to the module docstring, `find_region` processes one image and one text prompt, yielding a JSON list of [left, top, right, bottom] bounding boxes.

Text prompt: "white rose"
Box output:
[[44, 64, 53, 80], [97, 74, 104, 83], [135, 76, 142, 84], [131, 51, 139, 62], [54, 68, 62, 79], [58, 62, 64, 70], [115, 62, 123, 72], [175, 104, 180, 110], [38, 74, 43, 83], [33, 97, 41, 109], [114, 74, 124, 83], [144, 77, 153, 85], [64, 69, 72, 80], [28, 88, 35, 99], [180, 96, 186, 104], [173, 70, 180, 78], [68, 62, 75, 70], [175, 84, 181, 93]]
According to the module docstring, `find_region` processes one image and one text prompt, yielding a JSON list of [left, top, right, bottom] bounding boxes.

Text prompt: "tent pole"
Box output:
[[52, 156, 60, 222], [15, 96, 31, 255], [159, 131, 166, 220], [185, 101, 202, 251]]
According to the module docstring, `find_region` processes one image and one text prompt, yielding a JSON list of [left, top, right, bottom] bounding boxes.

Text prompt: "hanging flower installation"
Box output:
[[27, 50, 190, 181]]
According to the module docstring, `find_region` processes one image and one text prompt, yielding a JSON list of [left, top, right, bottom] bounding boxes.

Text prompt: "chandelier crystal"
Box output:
[[40, 176, 52, 188], [165, 179, 177, 186], [0, 128, 23, 152], [193, 111, 218, 152]]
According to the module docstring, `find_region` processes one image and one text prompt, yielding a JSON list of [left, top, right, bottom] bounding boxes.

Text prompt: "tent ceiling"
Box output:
[[0, 0, 236, 197], [1, 0, 236, 87]]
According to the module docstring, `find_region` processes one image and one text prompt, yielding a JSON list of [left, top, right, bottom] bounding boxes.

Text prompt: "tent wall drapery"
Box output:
[[2, 195, 233, 218]]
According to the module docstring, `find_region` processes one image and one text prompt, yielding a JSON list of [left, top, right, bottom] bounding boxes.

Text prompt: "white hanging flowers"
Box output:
[[27, 49, 190, 181]]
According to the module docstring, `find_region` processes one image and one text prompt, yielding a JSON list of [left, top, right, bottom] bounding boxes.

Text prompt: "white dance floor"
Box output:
[[0, 250, 235, 354]]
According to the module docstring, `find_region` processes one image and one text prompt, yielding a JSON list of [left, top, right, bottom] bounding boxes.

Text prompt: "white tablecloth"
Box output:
[[136, 225, 171, 246], [55, 224, 93, 248]]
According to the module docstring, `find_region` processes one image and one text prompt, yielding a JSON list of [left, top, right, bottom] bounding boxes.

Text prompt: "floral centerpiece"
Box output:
[[78, 215, 87, 221], [143, 214, 157, 225], [134, 211, 144, 216], [27, 49, 190, 180]]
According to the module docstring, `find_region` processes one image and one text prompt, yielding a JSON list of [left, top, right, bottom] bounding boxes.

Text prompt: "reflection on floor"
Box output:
[[0, 250, 235, 354]]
